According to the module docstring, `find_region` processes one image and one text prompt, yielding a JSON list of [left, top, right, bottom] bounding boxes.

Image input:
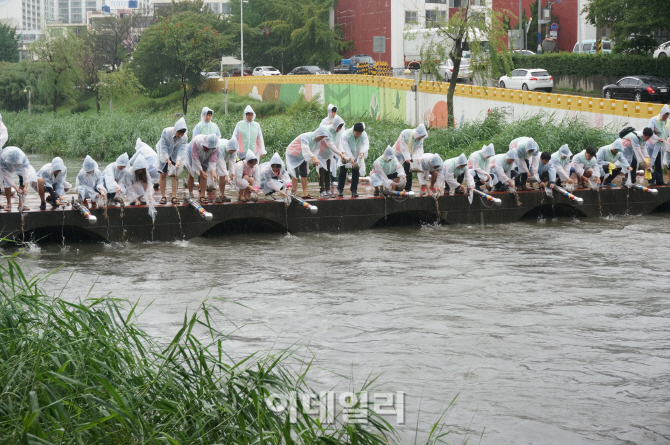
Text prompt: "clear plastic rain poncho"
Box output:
[[260, 152, 291, 194], [192, 106, 221, 139], [325, 115, 346, 172], [102, 152, 129, 195], [123, 153, 154, 203], [216, 138, 239, 178], [285, 127, 333, 178], [370, 146, 405, 188], [0, 113, 7, 149], [75, 155, 104, 201], [232, 105, 266, 159], [339, 124, 370, 175], [186, 134, 219, 176], [536, 157, 557, 184], [570, 149, 601, 178], [417, 153, 444, 187], [235, 150, 260, 192], [0, 146, 37, 189], [596, 139, 630, 175], [648, 104, 670, 162], [509, 137, 539, 177], [156, 117, 188, 171], [132, 138, 161, 182], [35, 157, 69, 196], [468, 143, 495, 179], [620, 131, 647, 165], [490, 150, 518, 185], [320, 103, 337, 126], [443, 153, 474, 193], [393, 124, 427, 162], [316, 117, 345, 172], [550, 144, 573, 182]]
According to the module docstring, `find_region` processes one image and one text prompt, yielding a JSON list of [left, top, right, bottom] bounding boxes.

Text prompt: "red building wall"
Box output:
[[334, 0, 392, 64]]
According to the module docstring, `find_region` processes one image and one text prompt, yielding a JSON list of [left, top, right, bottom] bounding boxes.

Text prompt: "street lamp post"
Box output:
[[240, 0, 243, 76], [23, 87, 31, 115]]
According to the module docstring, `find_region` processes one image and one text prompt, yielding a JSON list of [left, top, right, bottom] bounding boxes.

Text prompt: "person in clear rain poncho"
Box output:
[[316, 115, 347, 198], [34, 156, 70, 210], [370, 146, 406, 196], [509, 137, 539, 190], [550, 145, 573, 187], [536, 152, 558, 189], [124, 154, 153, 206], [75, 155, 104, 208], [321, 103, 338, 126], [595, 139, 631, 186], [490, 149, 519, 191], [619, 130, 649, 184], [468, 143, 495, 191], [213, 138, 239, 203], [0, 113, 8, 149], [443, 153, 474, 195], [285, 127, 332, 199], [393, 124, 427, 191], [192, 106, 221, 139], [1, 146, 37, 211], [260, 152, 292, 201], [157, 117, 188, 204], [570, 146, 601, 188], [131, 138, 161, 186], [417, 153, 444, 196], [186, 133, 219, 204], [337, 122, 369, 198], [647, 104, 669, 185], [102, 152, 129, 206], [235, 150, 260, 202], [232, 105, 266, 160]]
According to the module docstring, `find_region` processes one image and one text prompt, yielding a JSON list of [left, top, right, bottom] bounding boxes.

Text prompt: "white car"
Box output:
[[498, 68, 553, 92], [438, 59, 472, 81], [653, 41, 670, 58], [513, 50, 536, 56], [252, 66, 281, 76]]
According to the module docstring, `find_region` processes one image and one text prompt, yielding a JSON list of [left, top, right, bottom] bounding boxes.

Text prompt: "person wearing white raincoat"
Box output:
[[124, 154, 154, 206], [157, 117, 188, 203], [75, 155, 105, 208], [647, 104, 669, 185], [235, 150, 260, 202], [260, 153, 292, 200], [0, 113, 8, 149], [596, 139, 632, 186], [570, 146, 601, 188], [468, 143, 496, 191], [102, 153, 129, 205], [417, 153, 444, 196], [34, 157, 70, 210], [619, 130, 649, 184], [393, 124, 427, 191], [317, 116, 347, 198], [213, 138, 239, 203], [131, 138, 161, 185], [285, 127, 331, 199], [192, 107, 221, 139], [490, 149, 519, 191], [370, 146, 406, 196], [321, 104, 338, 126], [509, 137, 539, 190], [186, 133, 219, 203], [442, 153, 474, 195], [550, 145, 573, 187], [536, 152, 558, 189], [0, 147, 37, 211], [232, 105, 266, 160], [337, 122, 369, 198]]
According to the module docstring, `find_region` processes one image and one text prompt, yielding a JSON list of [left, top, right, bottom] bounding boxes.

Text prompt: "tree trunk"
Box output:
[[53, 84, 58, 115], [96, 90, 101, 115], [182, 83, 188, 114], [446, 39, 463, 128]]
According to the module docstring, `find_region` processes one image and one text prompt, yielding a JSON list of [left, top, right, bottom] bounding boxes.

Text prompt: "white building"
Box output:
[[0, 0, 56, 56]]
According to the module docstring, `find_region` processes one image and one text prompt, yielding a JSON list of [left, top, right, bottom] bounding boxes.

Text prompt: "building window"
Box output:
[[449, 0, 461, 7], [405, 10, 417, 23], [426, 0, 446, 3], [221, 2, 231, 13], [426, 10, 446, 25]]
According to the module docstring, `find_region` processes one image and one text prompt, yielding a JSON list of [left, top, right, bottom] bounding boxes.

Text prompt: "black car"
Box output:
[[290, 65, 330, 75], [602, 76, 670, 103]]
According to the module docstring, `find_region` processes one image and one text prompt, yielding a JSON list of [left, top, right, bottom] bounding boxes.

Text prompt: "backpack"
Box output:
[[619, 127, 635, 138]]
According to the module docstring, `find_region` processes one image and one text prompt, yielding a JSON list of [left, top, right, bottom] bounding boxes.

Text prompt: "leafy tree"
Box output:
[[91, 12, 144, 71], [98, 67, 142, 111], [132, 11, 229, 113], [30, 30, 86, 115], [0, 62, 37, 110], [409, 0, 512, 128], [584, 0, 669, 54], [0, 24, 19, 63]]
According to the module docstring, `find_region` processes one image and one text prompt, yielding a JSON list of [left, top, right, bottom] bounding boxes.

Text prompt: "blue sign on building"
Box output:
[[128, 0, 138, 7]]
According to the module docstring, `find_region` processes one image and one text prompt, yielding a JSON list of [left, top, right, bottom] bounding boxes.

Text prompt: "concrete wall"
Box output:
[[552, 74, 670, 94]]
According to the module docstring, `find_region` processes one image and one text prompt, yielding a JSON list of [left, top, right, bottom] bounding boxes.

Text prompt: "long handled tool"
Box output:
[[291, 195, 318, 214], [184, 194, 213, 221], [71, 197, 98, 225], [630, 183, 659, 195], [473, 188, 502, 206], [381, 189, 416, 198], [554, 185, 584, 205]]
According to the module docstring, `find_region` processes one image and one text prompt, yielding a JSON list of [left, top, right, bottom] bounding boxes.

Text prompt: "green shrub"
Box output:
[[512, 53, 670, 78], [70, 102, 91, 114]]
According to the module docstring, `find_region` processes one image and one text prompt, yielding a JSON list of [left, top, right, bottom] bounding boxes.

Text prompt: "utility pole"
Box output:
[[519, 0, 522, 50], [537, 0, 542, 54]]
